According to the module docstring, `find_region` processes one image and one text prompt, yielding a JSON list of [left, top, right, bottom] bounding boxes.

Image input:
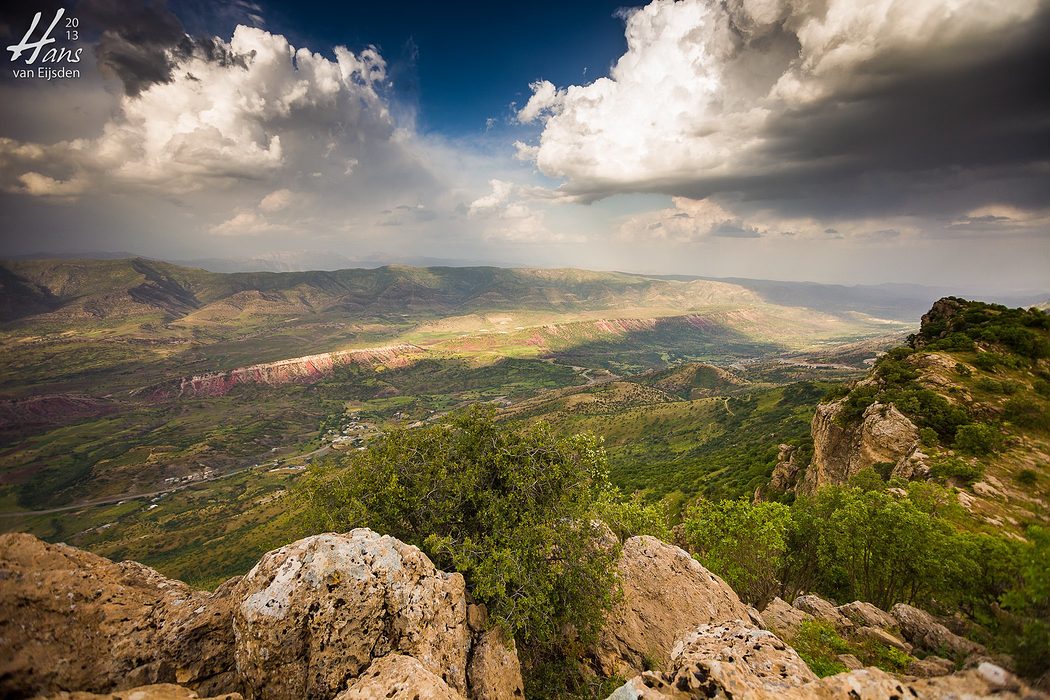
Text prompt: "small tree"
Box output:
[[297, 407, 621, 696]]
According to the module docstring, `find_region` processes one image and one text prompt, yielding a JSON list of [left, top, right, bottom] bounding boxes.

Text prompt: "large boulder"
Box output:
[[232, 530, 472, 700], [890, 603, 985, 659], [0, 533, 238, 699], [593, 536, 751, 678], [801, 400, 919, 494], [760, 597, 813, 638], [792, 594, 853, 631], [836, 601, 897, 631], [335, 655, 463, 700], [607, 620, 816, 700]]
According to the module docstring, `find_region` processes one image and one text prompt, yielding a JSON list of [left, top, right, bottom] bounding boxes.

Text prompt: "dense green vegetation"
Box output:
[[677, 473, 1049, 678]]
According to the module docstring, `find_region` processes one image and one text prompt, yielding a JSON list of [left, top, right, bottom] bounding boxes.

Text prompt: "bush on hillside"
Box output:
[[929, 455, 984, 485], [953, 423, 1003, 456]]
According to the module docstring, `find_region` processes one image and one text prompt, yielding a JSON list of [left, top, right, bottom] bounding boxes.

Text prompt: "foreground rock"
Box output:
[[2, 531, 522, 700], [608, 620, 1041, 700], [0, 534, 238, 698], [760, 597, 813, 638], [233, 530, 472, 699], [335, 655, 462, 700], [593, 536, 751, 678]]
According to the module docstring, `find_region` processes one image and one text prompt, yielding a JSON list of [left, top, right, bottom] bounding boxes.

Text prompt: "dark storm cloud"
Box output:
[[520, 0, 1050, 227], [744, 7, 1050, 218], [80, 0, 249, 96]]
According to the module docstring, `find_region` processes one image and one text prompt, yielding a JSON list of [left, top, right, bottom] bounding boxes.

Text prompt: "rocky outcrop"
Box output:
[[145, 345, 424, 399], [2, 531, 521, 700], [334, 655, 463, 700], [891, 603, 986, 659], [755, 445, 803, 500], [0, 533, 239, 699], [608, 619, 1039, 700], [593, 536, 751, 678], [760, 597, 813, 638], [836, 600, 898, 631], [232, 530, 472, 699], [801, 399, 919, 494]]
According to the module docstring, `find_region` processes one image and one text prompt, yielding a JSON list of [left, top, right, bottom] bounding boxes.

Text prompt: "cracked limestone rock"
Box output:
[[232, 530, 471, 700]]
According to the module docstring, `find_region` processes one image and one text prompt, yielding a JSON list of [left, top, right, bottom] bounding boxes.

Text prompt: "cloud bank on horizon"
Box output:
[[0, 0, 1047, 288]]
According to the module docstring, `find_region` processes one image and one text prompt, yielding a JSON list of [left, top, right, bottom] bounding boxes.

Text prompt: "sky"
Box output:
[[0, 0, 1048, 289]]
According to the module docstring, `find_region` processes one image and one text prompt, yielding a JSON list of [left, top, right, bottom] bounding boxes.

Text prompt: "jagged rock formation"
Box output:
[[592, 536, 751, 678], [800, 399, 919, 494], [0, 531, 522, 700], [755, 444, 803, 500], [0, 533, 239, 698]]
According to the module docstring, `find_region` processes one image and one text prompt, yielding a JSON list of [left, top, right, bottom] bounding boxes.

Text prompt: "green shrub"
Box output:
[[1001, 526, 1050, 678], [953, 423, 1003, 456], [919, 427, 939, 447], [598, 490, 671, 541], [838, 385, 879, 425], [852, 467, 889, 489], [929, 455, 984, 485], [1035, 380, 1050, 398], [928, 333, 976, 352], [1017, 469, 1038, 487], [955, 363, 973, 377], [973, 353, 1000, 372]]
